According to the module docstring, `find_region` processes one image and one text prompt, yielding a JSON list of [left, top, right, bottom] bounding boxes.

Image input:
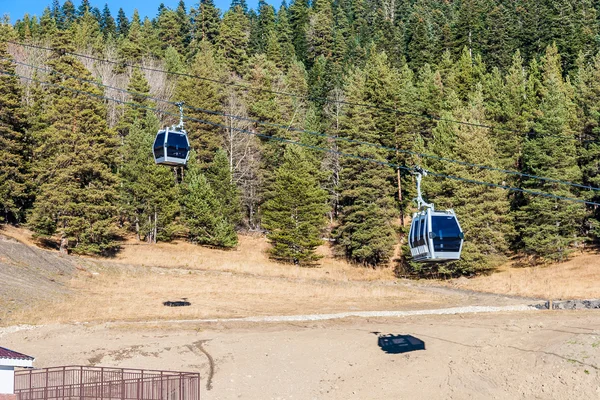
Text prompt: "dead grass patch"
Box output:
[[112, 235, 395, 282], [448, 254, 600, 299], [8, 265, 446, 324]]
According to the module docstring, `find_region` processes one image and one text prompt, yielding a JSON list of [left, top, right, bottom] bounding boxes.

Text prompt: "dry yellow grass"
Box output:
[[449, 254, 600, 299], [0, 224, 39, 247], [8, 264, 447, 324], [112, 235, 395, 282], [3, 226, 600, 327]]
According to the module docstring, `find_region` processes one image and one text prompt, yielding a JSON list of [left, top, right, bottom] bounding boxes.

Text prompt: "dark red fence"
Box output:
[[14, 366, 200, 400]]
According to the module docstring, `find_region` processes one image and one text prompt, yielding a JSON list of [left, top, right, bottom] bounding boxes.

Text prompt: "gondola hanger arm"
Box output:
[[175, 101, 185, 130], [413, 166, 434, 211]]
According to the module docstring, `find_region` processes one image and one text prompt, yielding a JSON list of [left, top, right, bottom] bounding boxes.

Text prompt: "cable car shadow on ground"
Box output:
[[374, 333, 426, 354]]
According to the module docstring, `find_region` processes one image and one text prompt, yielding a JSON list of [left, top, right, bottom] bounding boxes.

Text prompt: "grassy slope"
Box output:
[[2, 225, 599, 326]]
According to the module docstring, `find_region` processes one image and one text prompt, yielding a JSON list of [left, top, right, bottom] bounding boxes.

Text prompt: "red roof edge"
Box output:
[[0, 347, 34, 360]]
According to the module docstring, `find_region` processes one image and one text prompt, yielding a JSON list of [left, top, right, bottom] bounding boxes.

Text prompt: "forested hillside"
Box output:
[[1, 0, 600, 274]]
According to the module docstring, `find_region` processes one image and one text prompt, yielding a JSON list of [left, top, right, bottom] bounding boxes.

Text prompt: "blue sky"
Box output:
[[2, 0, 269, 23]]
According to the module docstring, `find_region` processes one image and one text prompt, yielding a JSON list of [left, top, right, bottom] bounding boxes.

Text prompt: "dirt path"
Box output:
[[3, 311, 600, 400], [114, 304, 539, 325]]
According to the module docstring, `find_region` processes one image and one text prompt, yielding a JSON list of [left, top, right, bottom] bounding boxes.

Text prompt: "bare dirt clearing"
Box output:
[[2, 227, 600, 398], [2, 312, 600, 400]]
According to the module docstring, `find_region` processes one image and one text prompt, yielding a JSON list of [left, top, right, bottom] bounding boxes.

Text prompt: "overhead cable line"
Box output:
[[8, 55, 600, 193], [8, 40, 574, 139], [3, 69, 599, 207]]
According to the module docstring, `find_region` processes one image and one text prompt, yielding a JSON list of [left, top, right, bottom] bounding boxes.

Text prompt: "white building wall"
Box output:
[[0, 366, 14, 394]]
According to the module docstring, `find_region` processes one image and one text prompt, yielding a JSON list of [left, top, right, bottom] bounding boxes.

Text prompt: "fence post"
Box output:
[[178, 374, 182, 400], [79, 366, 83, 400], [141, 371, 144, 400], [45, 369, 48, 400], [160, 372, 163, 400]]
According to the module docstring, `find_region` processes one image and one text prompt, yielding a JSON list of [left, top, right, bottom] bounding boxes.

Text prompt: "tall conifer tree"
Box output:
[[262, 146, 329, 264], [218, 5, 250, 73], [423, 88, 513, 274], [0, 42, 30, 222], [513, 45, 586, 261], [193, 0, 221, 45], [335, 66, 397, 266], [116, 8, 129, 36], [119, 115, 179, 243], [28, 34, 119, 254], [181, 153, 238, 247], [174, 41, 224, 164]]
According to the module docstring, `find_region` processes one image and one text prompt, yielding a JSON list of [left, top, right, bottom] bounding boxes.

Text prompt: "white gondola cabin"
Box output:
[[408, 168, 464, 262], [153, 127, 190, 166], [153, 101, 191, 167], [409, 208, 464, 262]]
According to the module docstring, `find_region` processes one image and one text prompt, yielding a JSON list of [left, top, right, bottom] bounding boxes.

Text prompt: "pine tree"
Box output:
[[480, 2, 517, 71], [512, 45, 586, 261], [52, 0, 65, 30], [307, 0, 334, 63], [330, 0, 349, 69], [77, 0, 91, 18], [246, 55, 288, 166], [230, 0, 249, 14], [15, 14, 33, 39], [72, 10, 103, 51], [218, 6, 250, 74], [141, 17, 162, 58], [176, 1, 191, 47], [288, 0, 310, 63], [0, 41, 30, 223], [573, 53, 600, 241], [157, 9, 185, 53], [205, 150, 243, 226], [62, 1, 77, 29], [181, 153, 238, 248], [440, 47, 486, 103], [174, 41, 224, 164], [406, 2, 439, 69], [116, 8, 129, 37], [422, 88, 513, 274], [335, 67, 397, 266], [373, 14, 405, 69], [275, 3, 296, 68], [40, 8, 58, 39], [451, 0, 486, 58], [90, 7, 102, 26], [117, 68, 153, 138], [193, 0, 221, 45], [101, 4, 116, 39], [119, 115, 180, 243], [28, 34, 119, 254], [265, 29, 283, 67], [249, 0, 276, 55], [163, 46, 183, 73], [118, 10, 143, 63], [484, 51, 533, 170], [262, 146, 329, 264]]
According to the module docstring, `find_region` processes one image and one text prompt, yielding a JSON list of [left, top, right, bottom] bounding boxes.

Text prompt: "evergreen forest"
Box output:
[[2, 0, 600, 275]]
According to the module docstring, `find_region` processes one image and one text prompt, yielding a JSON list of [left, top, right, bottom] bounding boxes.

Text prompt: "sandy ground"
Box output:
[[3, 311, 600, 400]]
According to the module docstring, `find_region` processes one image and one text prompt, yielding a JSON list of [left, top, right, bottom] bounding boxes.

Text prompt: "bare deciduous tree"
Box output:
[[322, 87, 345, 222], [222, 86, 262, 230]]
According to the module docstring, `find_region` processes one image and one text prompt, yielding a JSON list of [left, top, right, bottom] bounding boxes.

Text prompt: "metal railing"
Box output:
[[14, 366, 200, 400]]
